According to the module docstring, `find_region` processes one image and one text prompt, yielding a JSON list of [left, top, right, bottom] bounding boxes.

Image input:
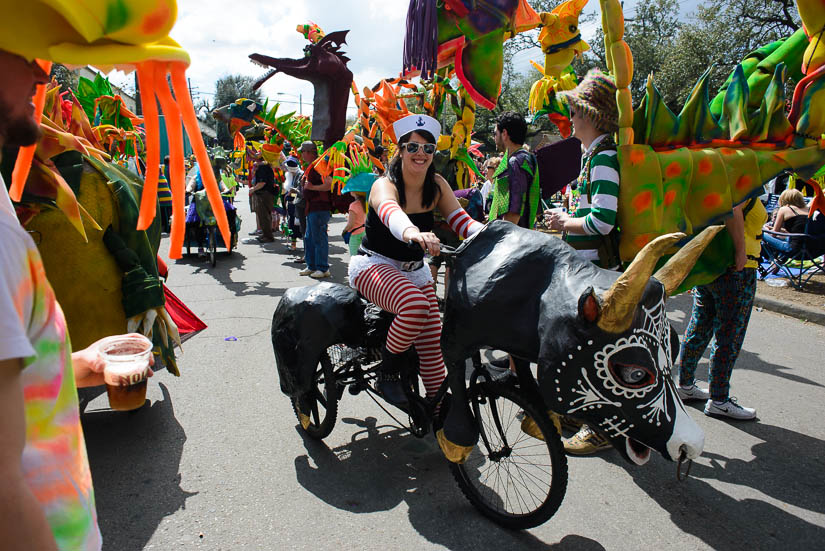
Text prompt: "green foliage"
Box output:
[[519, 0, 800, 119]]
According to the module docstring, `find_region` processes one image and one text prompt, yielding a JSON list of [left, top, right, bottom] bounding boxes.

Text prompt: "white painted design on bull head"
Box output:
[[552, 228, 723, 465]]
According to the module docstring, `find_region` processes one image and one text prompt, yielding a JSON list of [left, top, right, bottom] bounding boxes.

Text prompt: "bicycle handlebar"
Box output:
[[404, 240, 457, 255]]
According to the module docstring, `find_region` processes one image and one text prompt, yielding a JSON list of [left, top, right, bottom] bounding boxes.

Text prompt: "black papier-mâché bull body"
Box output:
[[272, 220, 714, 465]]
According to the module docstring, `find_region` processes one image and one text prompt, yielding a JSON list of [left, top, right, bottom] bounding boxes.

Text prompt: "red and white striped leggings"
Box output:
[[353, 263, 446, 397]]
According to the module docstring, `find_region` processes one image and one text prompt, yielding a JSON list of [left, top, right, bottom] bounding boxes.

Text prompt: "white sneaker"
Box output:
[[678, 384, 710, 401], [704, 397, 756, 420], [310, 270, 331, 279], [298, 268, 313, 276]]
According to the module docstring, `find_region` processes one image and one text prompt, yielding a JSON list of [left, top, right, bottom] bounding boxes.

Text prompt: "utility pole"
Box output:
[[299, 94, 302, 116], [134, 72, 141, 115]]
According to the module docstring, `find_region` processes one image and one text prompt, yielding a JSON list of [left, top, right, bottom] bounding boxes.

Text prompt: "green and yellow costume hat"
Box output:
[[0, 0, 230, 259]]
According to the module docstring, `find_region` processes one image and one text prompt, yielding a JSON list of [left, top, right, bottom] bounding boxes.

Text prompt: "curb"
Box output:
[[754, 294, 825, 326]]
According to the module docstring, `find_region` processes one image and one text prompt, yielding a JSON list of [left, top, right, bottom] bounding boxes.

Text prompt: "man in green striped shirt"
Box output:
[[548, 69, 620, 268], [546, 69, 621, 455]]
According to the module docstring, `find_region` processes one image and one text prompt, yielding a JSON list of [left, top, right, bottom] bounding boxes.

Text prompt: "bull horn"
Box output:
[[597, 233, 685, 333], [653, 225, 725, 294]]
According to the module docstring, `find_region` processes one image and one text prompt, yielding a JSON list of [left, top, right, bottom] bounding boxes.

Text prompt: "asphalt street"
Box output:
[[81, 189, 825, 550]]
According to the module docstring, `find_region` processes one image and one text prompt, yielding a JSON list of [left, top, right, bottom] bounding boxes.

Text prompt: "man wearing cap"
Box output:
[[0, 3, 211, 547], [547, 69, 621, 270], [489, 111, 540, 229], [298, 141, 333, 279], [0, 52, 122, 551], [546, 68, 621, 455]]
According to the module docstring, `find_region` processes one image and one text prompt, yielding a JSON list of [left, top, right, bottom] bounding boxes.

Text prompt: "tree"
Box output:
[[656, 0, 800, 106], [50, 64, 77, 94], [213, 74, 263, 148], [574, 0, 681, 105], [571, 0, 800, 110]]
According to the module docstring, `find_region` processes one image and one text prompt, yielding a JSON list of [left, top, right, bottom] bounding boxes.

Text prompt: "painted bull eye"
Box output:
[[593, 335, 659, 399], [613, 363, 654, 387], [569, 25, 577, 33]]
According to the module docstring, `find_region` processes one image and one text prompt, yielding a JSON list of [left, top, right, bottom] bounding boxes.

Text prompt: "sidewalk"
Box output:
[[753, 281, 825, 325]]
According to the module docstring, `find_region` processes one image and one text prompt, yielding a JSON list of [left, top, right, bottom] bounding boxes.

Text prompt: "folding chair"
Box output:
[[763, 193, 780, 219], [760, 181, 825, 289]]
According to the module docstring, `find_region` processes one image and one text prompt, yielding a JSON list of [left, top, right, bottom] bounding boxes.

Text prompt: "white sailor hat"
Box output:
[[392, 114, 441, 143]]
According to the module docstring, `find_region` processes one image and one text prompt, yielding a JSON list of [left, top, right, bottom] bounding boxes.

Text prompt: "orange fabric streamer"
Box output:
[[806, 179, 825, 219], [135, 63, 160, 229], [10, 60, 52, 201], [169, 63, 231, 252], [152, 62, 187, 259]]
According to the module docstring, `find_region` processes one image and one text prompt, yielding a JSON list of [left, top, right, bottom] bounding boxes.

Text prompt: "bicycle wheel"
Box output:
[[291, 351, 338, 440], [450, 381, 567, 530], [208, 226, 217, 267]]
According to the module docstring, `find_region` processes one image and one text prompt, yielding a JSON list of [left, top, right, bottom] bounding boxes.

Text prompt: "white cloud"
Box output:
[[151, 0, 409, 113], [105, 0, 704, 110]]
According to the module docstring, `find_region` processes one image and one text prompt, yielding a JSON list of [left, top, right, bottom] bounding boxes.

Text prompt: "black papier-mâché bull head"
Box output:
[[439, 221, 721, 465]]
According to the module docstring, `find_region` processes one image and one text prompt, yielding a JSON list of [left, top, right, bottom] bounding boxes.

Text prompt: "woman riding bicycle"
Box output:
[[348, 114, 483, 407]]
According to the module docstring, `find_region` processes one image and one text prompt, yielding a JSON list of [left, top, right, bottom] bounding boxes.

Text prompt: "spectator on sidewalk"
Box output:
[[158, 156, 173, 234], [298, 141, 333, 279], [250, 160, 277, 243], [479, 157, 500, 215], [283, 156, 302, 252]]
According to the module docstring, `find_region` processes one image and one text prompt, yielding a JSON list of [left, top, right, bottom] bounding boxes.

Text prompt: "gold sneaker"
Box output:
[[520, 411, 563, 440], [563, 425, 612, 455]]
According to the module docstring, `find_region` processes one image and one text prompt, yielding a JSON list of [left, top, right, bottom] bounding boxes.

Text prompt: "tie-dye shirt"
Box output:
[[0, 177, 101, 550]]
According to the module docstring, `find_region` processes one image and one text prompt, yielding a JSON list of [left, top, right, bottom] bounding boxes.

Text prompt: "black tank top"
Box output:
[[785, 207, 808, 234], [361, 208, 434, 261]]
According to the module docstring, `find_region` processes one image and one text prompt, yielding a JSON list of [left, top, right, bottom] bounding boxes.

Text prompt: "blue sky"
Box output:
[[107, 0, 701, 113]]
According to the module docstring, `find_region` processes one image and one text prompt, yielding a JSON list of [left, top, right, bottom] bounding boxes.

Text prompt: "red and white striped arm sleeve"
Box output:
[[378, 200, 417, 242], [446, 207, 483, 238]]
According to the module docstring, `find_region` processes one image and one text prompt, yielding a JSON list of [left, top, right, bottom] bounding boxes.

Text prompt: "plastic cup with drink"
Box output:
[[98, 334, 153, 411]]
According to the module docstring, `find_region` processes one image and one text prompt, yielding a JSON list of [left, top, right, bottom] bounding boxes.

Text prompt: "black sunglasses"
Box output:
[[402, 142, 436, 155]]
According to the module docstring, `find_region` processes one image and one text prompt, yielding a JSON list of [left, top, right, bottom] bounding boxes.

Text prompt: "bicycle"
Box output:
[[280, 244, 567, 529]]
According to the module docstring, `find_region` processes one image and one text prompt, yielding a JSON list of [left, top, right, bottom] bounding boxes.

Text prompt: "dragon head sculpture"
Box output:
[[249, 29, 353, 148]]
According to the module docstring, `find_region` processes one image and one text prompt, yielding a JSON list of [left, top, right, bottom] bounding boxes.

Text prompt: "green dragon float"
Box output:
[[530, 0, 825, 291]]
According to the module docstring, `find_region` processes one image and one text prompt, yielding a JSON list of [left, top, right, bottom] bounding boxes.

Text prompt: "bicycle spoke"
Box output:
[[508, 460, 535, 514], [452, 380, 568, 527], [509, 459, 543, 510]]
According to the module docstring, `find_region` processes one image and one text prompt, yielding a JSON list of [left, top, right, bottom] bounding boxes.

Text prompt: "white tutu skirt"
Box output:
[[348, 251, 433, 289]]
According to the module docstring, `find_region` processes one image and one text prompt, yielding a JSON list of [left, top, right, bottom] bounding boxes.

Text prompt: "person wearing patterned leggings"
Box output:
[[676, 199, 765, 420], [348, 114, 483, 407]]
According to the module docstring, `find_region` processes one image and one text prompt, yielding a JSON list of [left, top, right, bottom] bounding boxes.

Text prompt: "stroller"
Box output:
[[185, 190, 240, 267]]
